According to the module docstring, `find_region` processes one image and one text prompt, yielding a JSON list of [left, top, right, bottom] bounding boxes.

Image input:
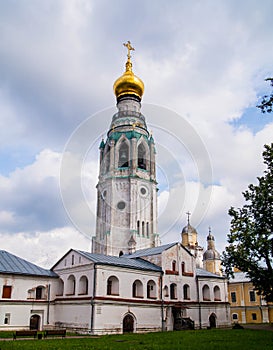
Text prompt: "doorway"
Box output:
[[123, 314, 134, 333], [209, 313, 216, 328], [30, 314, 40, 330]]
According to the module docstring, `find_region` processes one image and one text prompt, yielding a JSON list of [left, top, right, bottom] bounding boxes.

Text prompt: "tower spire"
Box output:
[[92, 43, 158, 255]]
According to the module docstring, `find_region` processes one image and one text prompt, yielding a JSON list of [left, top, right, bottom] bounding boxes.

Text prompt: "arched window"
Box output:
[[67, 275, 76, 295], [172, 260, 177, 271], [214, 285, 221, 301], [79, 276, 88, 295], [36, 286, 46, 300], [137, 143, 146, 170], [183, 284, 190, 300], [56, 279, 64, 296], [132, 280, 143, 298], [142, 221, 145, 236], [147, 280, 156, 299], [202, 284, 210, 301], [137, 220, 140, 235], [107, 276, 119, 296], [170, 283, 177, 299], [119, 141, 129, 168], [163, 285, 169, 297], [146, 222, 149, 237]]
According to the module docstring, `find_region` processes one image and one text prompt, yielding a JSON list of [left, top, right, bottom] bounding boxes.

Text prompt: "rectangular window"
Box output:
[[231, 291, 237, 303], [249, 290, 256, 302], [2, 286, 12, 299], [252, 313, 257, 320]]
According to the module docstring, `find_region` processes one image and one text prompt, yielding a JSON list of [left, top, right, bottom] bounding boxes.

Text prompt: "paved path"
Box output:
[[243, 324, 273, 332]]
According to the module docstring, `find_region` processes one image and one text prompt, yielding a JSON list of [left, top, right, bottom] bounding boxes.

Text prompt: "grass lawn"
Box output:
[[0, 329, 272, 349]]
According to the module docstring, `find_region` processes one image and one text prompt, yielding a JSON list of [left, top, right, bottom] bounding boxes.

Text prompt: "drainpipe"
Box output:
[[90, 264, 97, 334], [196, 276, 202, 329], [46, 284, 51, 325], [160, 273, 164, 332]]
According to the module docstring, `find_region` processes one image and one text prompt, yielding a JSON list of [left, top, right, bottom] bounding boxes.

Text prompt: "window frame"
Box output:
[[231, 291, 237, 303], [2, 285, 12, 299], [249, 290, 256, 302]]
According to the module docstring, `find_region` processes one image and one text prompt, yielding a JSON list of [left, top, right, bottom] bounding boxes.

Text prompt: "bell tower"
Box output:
[[92, 42, 160, 256]]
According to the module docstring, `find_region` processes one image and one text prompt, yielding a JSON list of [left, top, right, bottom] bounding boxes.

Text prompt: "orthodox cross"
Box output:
[[186, 211, 191, 225], [123, 40, 135, 60]]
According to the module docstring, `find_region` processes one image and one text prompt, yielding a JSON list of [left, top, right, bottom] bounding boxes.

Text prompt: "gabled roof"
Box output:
[[124, 242, 177, 258], [196, 268, 224, 279], [0, 250, 58, 278], [75, 250, 162, 272]]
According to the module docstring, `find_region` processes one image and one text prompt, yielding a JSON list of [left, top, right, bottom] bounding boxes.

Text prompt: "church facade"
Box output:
[[0, 43, 231, 334]]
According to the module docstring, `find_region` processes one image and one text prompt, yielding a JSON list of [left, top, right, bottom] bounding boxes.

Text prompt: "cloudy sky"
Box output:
[[0, 0, 272, 268]]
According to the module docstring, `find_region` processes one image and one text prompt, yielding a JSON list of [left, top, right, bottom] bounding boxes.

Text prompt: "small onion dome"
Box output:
[[182, 224, 197, 235], [113, 61, 144, 101], [207, 232, 215, 241], [203, 248, 220, 260]]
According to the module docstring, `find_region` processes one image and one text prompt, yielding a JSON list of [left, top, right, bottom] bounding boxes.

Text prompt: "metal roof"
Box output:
[[196, 268, 224, 279], [0, 250, 58, 278], [229, 271, 250, 283], [123, 242, 177, 258], [76, 250, 162, 272]]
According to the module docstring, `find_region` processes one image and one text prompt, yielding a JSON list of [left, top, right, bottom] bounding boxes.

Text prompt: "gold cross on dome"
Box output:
[[123, 40, 135, 59]]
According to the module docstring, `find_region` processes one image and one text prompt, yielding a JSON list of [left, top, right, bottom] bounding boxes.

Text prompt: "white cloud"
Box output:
[[0, 227, 90, 269], [0, 149, 67, 232]]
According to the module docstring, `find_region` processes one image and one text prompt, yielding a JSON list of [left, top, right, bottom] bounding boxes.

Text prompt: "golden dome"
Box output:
[[113, 41, 144, 100]]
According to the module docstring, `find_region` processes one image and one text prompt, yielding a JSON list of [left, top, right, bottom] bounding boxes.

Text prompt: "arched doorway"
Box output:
[[209, 313, 216, 328], [123, 314, 134, 333], [30, 314, 40, 330]]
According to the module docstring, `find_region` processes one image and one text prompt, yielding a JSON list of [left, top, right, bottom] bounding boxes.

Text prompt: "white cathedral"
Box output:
[[0, 43, 231, 334]]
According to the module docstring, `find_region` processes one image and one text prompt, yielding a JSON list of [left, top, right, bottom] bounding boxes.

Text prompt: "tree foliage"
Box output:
[[222, 144, 273, 302], [257, 78, 273, 114]]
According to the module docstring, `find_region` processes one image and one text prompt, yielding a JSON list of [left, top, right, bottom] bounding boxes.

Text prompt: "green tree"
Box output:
[[257, 78, 273, 113], [222, 143, 273, 302]]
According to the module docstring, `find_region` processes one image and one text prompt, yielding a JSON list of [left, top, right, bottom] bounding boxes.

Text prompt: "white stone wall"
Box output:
[[93, 303, 162, 334], [0, 274, 58, 330]]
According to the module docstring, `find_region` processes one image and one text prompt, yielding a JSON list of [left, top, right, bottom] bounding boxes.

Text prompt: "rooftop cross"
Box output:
[[186, 211, 191, 225], [123, 40, 135, 60]]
